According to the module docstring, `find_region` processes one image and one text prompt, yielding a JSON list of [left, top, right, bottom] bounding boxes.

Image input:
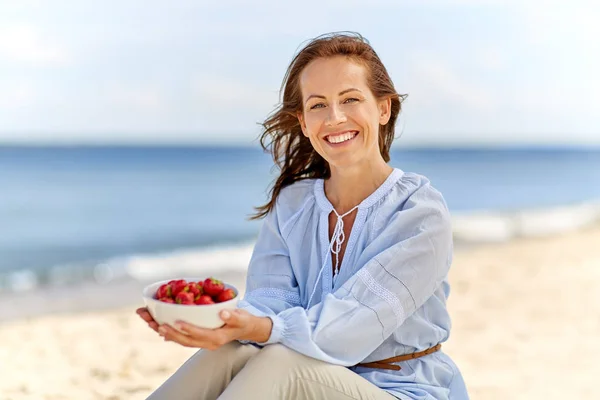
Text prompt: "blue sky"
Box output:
[[0, 0, 598, 147]]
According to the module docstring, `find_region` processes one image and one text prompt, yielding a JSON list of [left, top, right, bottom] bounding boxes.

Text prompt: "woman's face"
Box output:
[[297, 56, 391, 172]]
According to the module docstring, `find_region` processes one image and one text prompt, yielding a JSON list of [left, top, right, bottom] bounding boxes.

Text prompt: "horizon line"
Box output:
[[1, 142, 599, 151]]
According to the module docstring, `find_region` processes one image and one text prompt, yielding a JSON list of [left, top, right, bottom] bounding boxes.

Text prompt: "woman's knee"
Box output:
[[209, 340, 242, 356], [219, 345, 304, 398], [245, 344, 310, 376], [187, 341, 257, 369], [257, 344, 303, 362], [214, 341, 260, 364]]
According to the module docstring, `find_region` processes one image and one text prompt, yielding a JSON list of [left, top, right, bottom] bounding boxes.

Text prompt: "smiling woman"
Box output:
[[252, 33, 406, 221], [138, 32, 470, 400]]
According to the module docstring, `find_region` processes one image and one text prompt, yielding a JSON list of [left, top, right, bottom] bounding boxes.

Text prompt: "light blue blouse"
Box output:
[[237, 168, 469, 400]]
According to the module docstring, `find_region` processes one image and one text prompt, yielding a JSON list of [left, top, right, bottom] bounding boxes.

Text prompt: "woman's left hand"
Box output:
[[157, 309, 273, 350]]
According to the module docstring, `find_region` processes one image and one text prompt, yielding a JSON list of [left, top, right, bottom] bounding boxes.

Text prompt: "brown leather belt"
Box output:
[[355, 344, 442, 371]]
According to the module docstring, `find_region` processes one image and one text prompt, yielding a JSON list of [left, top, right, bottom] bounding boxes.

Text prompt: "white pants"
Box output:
[[147, 342, 396, 400]]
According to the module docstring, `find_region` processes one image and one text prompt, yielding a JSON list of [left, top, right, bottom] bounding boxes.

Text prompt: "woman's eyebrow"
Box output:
[[305, 88, 362, 104]]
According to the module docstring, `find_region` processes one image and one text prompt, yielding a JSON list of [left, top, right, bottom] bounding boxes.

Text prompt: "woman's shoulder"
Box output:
[[277, 178, 316, 206], [273, 178, 317, 225], [387, 170, 450, 215], [370, 170, 452, 242]]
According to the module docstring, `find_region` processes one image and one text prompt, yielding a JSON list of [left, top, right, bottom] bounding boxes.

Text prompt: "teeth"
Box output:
[[327, 132, 357, 144]]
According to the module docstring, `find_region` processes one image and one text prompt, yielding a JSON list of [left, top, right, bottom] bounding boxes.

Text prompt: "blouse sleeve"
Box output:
[[264, 183, 453, 365], [236, 200, 302, 340]]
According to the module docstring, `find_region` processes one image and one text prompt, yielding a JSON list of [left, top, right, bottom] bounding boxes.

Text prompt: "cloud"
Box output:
[[191, 75, 279, 124], [0, 24, 71, 67], [406, 54, 496, 112], [0, 1, 597, 145]]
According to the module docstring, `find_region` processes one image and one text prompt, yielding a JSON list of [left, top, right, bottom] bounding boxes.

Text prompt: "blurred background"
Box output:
[[0, 1, 599, 399]]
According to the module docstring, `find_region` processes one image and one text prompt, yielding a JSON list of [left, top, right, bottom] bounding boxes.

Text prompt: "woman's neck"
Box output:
[[324, 159, 394, 214]]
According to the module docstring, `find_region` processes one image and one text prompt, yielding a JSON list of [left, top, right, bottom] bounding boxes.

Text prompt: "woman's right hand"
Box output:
[[136, 307, 159, 332]]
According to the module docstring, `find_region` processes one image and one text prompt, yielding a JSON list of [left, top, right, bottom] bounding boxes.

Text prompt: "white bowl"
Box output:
[[142, 278, 240, 330]]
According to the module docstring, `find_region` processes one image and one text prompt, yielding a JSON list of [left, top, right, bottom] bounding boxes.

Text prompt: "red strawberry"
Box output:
[[156, 283, 172, 299], [194, 294, 215, 305], [175, 291, 194, 305], [185, 282, 202, 297], [203, 277, 224, 296], [215, 288, 236, 303], [159, 297, 175, 303], [170, 279, 188, 296]]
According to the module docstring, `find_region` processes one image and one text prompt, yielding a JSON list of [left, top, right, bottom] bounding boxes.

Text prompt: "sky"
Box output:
[[0, 0, 598, 147]]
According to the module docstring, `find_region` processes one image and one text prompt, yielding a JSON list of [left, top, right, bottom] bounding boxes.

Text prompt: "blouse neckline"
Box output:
[[313, 167, 404, 213]]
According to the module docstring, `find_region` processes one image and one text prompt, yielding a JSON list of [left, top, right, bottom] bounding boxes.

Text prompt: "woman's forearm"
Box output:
[[242, 316, 273, 343]]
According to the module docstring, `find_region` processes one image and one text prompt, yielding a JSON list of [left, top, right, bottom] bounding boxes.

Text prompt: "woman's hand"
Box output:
[[136, 306, 159, 332], [136, 307, 273, 350]]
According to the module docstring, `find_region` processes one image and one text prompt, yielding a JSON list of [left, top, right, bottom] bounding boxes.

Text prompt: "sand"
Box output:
[[1, 226, 599, 400]]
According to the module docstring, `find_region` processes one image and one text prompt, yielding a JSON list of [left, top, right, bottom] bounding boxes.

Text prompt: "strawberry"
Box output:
[[203, 277, 224, 296], [159, 297, 175, 303], [194, 294, 215, 305], [170, 279, 188, 297], [156, 283, 172, 299], [175, 291, 194, 305], [185, 282, 202, 297], [215, 288, 236, 303]]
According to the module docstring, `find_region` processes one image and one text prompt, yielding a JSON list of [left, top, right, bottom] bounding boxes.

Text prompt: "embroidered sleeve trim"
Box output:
[[244, 287, 302, 306], [356, 268, 405, 324]]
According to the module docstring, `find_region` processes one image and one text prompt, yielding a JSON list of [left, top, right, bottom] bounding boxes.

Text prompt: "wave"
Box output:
[[0, 241, 255, 293], [2, 200, 599, 293], [123, 242, 255, 282], [451, 200, 600, 243], [87, 199, 600, 283]]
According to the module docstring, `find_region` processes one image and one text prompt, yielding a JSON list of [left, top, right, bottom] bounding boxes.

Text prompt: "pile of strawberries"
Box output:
[[155, 277, 236, 305]]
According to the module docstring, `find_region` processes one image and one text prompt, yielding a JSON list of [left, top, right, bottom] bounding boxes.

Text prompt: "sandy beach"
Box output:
[[1, 225, 599, 400]]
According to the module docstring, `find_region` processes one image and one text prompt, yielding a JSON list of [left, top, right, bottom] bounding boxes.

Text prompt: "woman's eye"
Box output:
[[309, 98, 358, 109]]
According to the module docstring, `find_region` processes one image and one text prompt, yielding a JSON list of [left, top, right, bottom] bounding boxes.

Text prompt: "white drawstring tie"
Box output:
[[307, 204, 359, 308]]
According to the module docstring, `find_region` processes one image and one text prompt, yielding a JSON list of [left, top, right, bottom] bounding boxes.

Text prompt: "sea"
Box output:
[[1, 145, 599, 298]]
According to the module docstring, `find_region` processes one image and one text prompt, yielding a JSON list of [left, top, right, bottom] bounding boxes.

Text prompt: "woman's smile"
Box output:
[[324, 130, 359, 147]]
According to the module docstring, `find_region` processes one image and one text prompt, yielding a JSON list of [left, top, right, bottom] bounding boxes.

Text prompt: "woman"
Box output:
[[137, 32, 469, 400]]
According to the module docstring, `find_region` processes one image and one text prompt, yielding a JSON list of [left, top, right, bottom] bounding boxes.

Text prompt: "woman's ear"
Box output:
[[378, 97, 392, 126], [297, 111, 308, 137]]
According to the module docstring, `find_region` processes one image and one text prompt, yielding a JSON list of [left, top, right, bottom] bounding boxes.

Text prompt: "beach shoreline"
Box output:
[[2, 198, 599, 309]]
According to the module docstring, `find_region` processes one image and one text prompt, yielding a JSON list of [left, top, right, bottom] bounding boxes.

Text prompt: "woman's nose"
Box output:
[[325, 104, 347, 126]]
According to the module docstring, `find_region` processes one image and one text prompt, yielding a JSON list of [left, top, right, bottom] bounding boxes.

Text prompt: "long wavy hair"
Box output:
[[251, 32, 407, 220]]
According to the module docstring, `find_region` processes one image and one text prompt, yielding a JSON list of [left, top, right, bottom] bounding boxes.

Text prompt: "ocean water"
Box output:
[[1, 145, 599, 292]]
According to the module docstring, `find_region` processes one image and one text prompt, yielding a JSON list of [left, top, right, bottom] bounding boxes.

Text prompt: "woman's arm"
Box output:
[[236, 199, 302, 340], [152, 197, 300, 349], [264, 185, 453, 365]]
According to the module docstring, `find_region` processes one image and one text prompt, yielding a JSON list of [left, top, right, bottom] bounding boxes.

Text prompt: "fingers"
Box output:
[[148, 321, 159, 332], [219, 309, 245, 327], [158, 324, 197, 347], [137, 306, 240, 349], [136, 307, 153, 322], [158, 323, 228, 350], [174, 321, 208, 336], [136, 307, 159, 332], [158, 324, 206, 348]]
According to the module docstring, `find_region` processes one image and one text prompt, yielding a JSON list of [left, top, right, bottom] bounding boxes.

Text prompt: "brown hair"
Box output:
[[251, 32, 407, 220]]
